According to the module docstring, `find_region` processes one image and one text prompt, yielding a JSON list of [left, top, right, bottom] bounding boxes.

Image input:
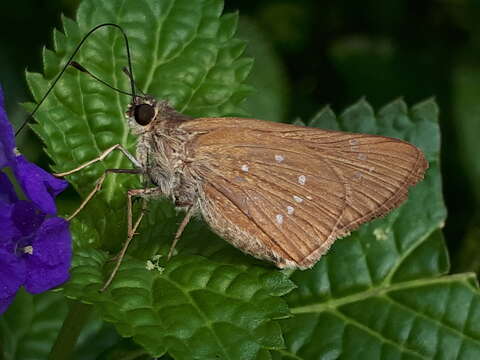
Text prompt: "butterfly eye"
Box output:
[[134, 104, 155, 126]]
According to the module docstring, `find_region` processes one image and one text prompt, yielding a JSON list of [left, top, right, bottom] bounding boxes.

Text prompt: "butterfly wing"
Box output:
[[180, 118, 428, 268]]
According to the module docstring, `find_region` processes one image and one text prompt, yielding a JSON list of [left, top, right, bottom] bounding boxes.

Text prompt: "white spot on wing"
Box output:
[[293, 195, 303, 203], [275, 154, 284, 163], [358, 153, 367, 160], [276, 214, 284, 225], [287, 206, 294, 215], [233, 176, 246, 183], [353, 172, 362, 181], [298, 175, 306, 185], [241, 164, 249, 172]]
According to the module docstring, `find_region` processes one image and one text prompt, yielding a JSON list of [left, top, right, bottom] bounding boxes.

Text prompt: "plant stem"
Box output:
[[48, 300, 92, 360]]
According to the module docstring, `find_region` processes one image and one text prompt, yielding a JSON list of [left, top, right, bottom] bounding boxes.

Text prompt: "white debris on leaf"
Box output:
[[145, 254, 165, 273], [373, 228, 390, 241]]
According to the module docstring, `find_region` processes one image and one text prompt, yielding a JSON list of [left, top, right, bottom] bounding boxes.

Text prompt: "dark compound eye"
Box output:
[[134, 104, 155, 126]]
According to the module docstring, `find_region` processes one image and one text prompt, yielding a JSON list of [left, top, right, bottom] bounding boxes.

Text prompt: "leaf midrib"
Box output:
[[331, 308, 428, 359], [161, 276, 234, 360], [142, 0, 175, 92], [290, 274, 479, 357], [290, 273, 476, 315]]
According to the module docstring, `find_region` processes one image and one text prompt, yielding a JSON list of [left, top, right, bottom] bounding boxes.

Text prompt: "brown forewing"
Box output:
[[180, 117, 428, 269]]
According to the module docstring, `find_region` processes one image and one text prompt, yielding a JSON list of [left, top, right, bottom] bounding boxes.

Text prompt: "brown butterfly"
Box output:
[[131, 98, 427, 267]]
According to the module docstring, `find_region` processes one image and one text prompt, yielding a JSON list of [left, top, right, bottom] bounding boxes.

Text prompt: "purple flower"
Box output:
[[0, 86, 72, 314]]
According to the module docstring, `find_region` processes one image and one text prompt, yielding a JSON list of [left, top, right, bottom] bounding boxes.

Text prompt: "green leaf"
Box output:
[[454, 222, 480, 274], [64, 247, 295, 359], [237, 17, 289, 122], [83, 338, 150, 360], [452, 66, 480, 203], [450, 66, 480, 274], [0, 290, 68, 360], [74, 313, 124, 360], [274, 99, 480, 359]]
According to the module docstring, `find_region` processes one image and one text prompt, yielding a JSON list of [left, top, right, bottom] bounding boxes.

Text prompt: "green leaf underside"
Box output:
[[273, 99, 480, 359], [65, 248, 295, 359]]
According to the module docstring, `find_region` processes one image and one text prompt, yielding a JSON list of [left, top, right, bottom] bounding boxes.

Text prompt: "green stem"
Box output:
[[48, 300, 92, 360]]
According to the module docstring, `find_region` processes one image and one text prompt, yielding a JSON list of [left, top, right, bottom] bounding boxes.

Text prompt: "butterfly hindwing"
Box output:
[[181, 118, 427, 268]]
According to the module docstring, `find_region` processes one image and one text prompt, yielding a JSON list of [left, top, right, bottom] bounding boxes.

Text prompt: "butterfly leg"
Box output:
[[101, 187, 162, 292], [167, 205, 196, 260], [66, 168, 142, 221], [55, 144, 141, 177], [54, 144, 142, 220]]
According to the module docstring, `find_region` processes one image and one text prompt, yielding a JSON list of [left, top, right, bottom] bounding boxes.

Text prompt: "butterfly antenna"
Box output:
[[15, 23, 137, 137], [69, 61, 139, 97], [122, 66, 147, 96]]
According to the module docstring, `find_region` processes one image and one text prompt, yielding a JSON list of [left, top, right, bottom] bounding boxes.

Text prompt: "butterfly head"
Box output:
[[126, 96, 190, 135], [126, 96, 174, 135]]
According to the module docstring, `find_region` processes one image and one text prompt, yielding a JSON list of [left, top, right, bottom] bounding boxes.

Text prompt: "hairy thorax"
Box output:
[[135, 116, 199, 208]]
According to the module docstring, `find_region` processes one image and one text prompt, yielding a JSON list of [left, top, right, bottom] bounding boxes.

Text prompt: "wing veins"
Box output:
[[206, 158, 345, 220], [244, 174, 333, 238], [207, 164, 337, 234], [324, 151, 415, 174], [207, 180, 296, 262], [251, 166, 344, 221], [248, 159, 341, 184], [332, 152, 424, 229], [329, 158, 406, 185], [205, 143, 417, 179], [242, 189, 318, 256], [321, 159, 351, 247]]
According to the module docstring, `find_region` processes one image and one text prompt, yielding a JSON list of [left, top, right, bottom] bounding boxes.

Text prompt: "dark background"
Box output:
[[1, 0, 479, 272]]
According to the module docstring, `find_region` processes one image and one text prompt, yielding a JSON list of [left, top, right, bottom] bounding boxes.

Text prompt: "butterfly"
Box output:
[[123, 97, 428, 270]]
